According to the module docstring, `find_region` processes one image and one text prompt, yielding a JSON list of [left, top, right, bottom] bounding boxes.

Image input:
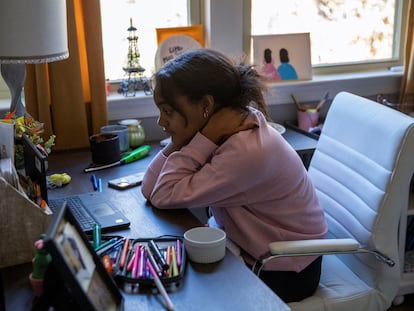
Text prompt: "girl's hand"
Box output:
[[201, 108, 258, 144]]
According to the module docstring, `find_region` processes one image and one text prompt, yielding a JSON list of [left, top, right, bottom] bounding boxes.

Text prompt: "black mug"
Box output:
[[89, 133, 120, 165]]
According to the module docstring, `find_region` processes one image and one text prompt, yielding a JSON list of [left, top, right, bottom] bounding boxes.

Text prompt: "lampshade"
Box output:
[[0, 0, 68, 117], [0, 0, 69, 63]]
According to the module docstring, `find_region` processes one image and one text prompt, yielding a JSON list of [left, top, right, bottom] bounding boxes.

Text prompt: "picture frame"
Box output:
[[43, 203, 124, 311], [252, 33, 312, 82], [156, 24, 204, 47]]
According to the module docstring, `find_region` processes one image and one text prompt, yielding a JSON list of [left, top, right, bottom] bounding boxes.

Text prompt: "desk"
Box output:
[[283, 128, 318, 169], [1, 139, 297, 310]]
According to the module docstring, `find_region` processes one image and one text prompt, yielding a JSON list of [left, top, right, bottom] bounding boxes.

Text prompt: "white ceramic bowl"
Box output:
[[184, 227, 226, 264]]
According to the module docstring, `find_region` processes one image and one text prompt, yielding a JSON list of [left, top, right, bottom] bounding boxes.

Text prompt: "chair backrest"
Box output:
[[308, 92, 414, 306]]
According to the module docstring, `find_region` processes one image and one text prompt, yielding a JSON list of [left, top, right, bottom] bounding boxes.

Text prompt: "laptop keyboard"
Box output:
[[48, 197, 97, 232]]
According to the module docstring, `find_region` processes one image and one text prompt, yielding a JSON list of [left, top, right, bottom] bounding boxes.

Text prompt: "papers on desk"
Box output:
[[0, 157, 20, 189], [0, 119, 15, 163]]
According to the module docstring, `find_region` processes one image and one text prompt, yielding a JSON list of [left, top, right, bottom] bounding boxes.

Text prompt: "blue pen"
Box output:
[[91, 174, 98, 191]]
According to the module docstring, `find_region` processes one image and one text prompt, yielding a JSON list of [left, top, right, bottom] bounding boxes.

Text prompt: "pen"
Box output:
[[95, 237, 118, 252], [147, 260, 175, 311], [291, 94, 304, 111], [91, 174, 98, 190]]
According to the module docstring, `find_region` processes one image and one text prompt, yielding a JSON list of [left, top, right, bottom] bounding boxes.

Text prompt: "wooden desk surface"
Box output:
[[1, 141, 293, 311]]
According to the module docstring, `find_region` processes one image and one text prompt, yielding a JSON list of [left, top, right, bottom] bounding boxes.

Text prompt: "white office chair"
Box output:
[[255, 92, 414, 311]]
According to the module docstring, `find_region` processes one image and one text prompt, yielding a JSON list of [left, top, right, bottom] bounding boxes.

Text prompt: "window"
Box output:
[[250, 0, 405, 72], [100, 0, 190, 81]]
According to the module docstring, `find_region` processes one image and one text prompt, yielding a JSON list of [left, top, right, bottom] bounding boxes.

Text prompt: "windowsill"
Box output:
[[1, 70, 402, 121], [107, 69, 403, 121]]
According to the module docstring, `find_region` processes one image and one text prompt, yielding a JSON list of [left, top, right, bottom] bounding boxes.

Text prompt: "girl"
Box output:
[[141, 48, 327, 302]]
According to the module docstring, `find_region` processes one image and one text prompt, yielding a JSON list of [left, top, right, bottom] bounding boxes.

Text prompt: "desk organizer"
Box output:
[[0, 177, 52, 268], [94, 236, 186, 289]]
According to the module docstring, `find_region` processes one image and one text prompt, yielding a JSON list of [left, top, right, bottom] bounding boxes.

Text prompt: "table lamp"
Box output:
[[0, 0, 69, 117]]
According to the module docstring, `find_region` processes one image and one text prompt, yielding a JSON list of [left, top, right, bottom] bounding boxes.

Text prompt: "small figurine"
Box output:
[[29, 234, 51, 297]]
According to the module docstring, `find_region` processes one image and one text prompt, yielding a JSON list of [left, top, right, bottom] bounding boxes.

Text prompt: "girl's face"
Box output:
[[154, 86, 208, 145]]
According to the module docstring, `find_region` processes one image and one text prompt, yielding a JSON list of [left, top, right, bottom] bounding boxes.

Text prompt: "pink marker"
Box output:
[[138, 246, 146, 278], [131, 244, 140, 278], [176, 240, 182, 267]]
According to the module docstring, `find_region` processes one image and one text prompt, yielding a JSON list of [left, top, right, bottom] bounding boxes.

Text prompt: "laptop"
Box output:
[[23, 134, 131, 233]]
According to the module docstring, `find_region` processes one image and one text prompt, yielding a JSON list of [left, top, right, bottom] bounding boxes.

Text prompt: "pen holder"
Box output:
[[95, 236, 186, 289], [297, 109, 319, 132], [89, 133, 120, 165], [100, 125, 129, 153]]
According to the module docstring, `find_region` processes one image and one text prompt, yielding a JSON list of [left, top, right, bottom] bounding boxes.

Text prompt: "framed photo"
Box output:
[[252, 33, 312, 82], [156, 25, 204, 47], [44, 203, 124, 311]]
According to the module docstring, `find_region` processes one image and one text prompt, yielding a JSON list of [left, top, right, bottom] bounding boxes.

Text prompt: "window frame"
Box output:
[[90, 0, 411, 83], [243, 0, 407, 75]]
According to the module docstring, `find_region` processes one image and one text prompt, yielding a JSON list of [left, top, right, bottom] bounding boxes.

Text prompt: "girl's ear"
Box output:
[[202, 95, 215, 114]]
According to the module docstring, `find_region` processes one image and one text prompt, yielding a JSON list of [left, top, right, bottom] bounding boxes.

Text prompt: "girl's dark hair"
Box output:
[[280, 48, 289, 63], [264, 48, 272, 64], [154, 48, 270, 120]]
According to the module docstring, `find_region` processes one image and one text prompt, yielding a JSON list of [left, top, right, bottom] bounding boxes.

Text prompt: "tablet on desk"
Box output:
[[44, 202, 124, 311]]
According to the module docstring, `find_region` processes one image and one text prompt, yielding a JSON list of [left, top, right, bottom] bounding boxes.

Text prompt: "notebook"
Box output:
[[23, 134, 131, 233]]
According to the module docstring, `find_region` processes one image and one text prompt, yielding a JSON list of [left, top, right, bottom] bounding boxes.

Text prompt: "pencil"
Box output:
[[147, 260, 174, 311]]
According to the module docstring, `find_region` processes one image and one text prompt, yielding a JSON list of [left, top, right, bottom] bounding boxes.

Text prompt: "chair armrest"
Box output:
[[251, 238, 395, 276], [269, 238, 359, 255]]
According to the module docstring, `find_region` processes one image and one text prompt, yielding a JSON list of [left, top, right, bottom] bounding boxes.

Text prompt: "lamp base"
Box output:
[[0, 63, 26, 117]]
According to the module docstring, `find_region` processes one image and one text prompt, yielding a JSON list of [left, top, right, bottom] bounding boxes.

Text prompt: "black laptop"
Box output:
[[23, 134, 130, 233]]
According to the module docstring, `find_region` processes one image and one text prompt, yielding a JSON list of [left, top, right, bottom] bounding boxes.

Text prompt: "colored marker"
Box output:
[[176, 240, 182, 267], [93, 224, 101, 249], [119, 238, 130, 268], [146, 260, 175, 311], [91, 174, 98, 190], [131, 244, 140, 278], [102, 254, 112, 273], [149, 240, 169, 271], [96, 237, 125, 256], [146, 246, 163, 277], [138, 246, 146, 278], [126, 252, 136, 272], [171, 246, 179, 277], [98, 178, 103, 192], [166, 246, 172, 277], [95, 237, 117, 252]]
